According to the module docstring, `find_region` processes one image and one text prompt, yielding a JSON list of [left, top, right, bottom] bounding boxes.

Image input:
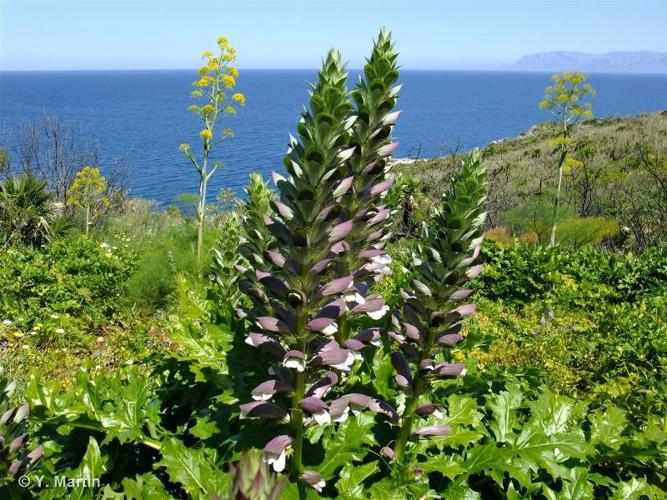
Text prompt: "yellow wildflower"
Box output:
[[222, 74, 235, 89], [178, 143, 191, 153], [229, 67, 239, 78], [217, 35, 228, 48], [200, 128, 213, 141], [191, 90, 203, 98], [224, 105, 236, 115], [198, 66, 210, 76], [193, 76, 211, 88], [207, 58, 219, 71], [563, 156, 584, 173], [201, 104, 216, 117], [222, 50, 236, 62], [202, 50, 214, 58], [187, 104, 201, 114], [232, 92, 246, 105]]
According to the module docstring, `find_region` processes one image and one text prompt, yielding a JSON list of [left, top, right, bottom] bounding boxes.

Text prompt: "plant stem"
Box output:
[[550, 149, 567, 247], [290, 311, 307, 486], [84, 203, 90, 237], [335, 257, 351, 342], [65, 421, 162, 451], [393, 373, 425, 460]]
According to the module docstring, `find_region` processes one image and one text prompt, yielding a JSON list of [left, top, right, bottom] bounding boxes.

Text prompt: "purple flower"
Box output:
[[449, 289, 474, 301], [306, 371, 338, 399], [256, 316, 291, 334], [328, 220, 354, 242], [300, 471, 326, 492], [333, 175, 354, 197], [410, 425, 451, 439], [299, 397, 331, 425], [415, 403, 444, 419], [312, 341, 355, 371], [353, 328, 383, 347], [263, 435, 293, 472], [306, 316, 338, 336], [466, 264, 484, 279], [283, 350, 306, 372], [391, 352, 412, 383], [239, 402, 289, 421], [432, 362, 467, 378], [252, 380, 293, 401], [320, 275, 354, 296], [381, 446, 396, 461], [436, 333, 464, 346]]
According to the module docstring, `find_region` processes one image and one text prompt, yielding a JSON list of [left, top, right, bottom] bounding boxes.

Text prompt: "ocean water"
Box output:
[[0, 70, 665, 204]]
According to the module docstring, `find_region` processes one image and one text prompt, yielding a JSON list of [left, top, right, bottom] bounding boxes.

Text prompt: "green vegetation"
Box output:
[[399, 111, 667, 250], [0, 30, 665, 499]]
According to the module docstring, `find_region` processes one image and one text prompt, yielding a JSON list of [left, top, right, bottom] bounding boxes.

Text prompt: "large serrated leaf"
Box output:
[[157, 438, 229, 500], [487, 384, 523, 443], [335, 461, 378, 499], [316, 415, 376, 480]]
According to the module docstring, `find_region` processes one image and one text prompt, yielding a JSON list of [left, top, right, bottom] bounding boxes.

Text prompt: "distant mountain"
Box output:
[[507, 51, 667, 74]]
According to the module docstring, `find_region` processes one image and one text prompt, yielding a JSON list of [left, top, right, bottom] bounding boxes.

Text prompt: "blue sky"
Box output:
[[1, 0, 665, 70]]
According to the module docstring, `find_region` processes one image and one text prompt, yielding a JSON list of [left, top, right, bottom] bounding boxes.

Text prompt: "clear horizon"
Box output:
[[1, 0, 665, 71]]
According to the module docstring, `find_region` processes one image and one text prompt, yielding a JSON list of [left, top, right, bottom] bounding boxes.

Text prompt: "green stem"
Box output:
[[393, 373, 425, 460], [84, 203, 90, 237], [550, 148, 567, 247], [335, 256, 351, 342], [62, 420, 162, 451], [290, 311, 307, 485]]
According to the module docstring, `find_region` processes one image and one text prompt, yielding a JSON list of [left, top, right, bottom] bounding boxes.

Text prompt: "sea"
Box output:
[[1, 70, 665, 205]]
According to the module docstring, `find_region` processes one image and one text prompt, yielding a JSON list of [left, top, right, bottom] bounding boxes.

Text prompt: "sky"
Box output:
[[0, 0, 665, 71]]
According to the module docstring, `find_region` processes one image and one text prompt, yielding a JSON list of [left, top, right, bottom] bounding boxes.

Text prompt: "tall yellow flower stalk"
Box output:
[[180, 35, 246, 261]]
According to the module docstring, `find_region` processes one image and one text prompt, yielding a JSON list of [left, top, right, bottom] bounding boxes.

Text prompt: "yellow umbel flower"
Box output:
[[207, 58, 219, 71], [202, 50, 214, 58], [200, 128, 213, 141], [201, 104, 216, 117], [224, 105, 236, 115], [191, 90, 203, 98], [222, 74, 235, 89], [193, 76, 211, 88], [232, 92, 246, 106], [217, 35, 228, 48], [563, 156, 584, 173], [229, 67, 239, 78]]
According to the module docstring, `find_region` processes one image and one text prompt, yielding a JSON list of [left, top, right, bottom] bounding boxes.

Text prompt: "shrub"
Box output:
[[0, 176, 54, 247]]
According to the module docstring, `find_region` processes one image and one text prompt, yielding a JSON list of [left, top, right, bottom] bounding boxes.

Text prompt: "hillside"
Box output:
[[508, 51, 667, 73], [396, 111, 667, 248]]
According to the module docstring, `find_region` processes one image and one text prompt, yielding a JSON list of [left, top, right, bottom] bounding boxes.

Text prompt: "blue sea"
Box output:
[[1, 70, 666, 204]]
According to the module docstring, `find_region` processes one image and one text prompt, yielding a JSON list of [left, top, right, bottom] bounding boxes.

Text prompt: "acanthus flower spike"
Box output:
[[388, 150, 487, 461]]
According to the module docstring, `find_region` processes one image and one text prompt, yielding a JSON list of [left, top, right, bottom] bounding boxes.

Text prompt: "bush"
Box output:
[[0, 176, 54, 247], [468, 241, 667, 421]]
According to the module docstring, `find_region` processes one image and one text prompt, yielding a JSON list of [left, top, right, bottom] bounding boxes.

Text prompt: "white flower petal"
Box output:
[[313, 410, 331, 425], [273, 451, 287, 472]]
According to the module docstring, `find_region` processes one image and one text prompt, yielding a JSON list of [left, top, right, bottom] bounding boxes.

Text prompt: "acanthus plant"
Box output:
[[0, 377, 43, 486], [333, 28, 401, 342], [234, 44, 400, 494], [384, 150, 487, 462]]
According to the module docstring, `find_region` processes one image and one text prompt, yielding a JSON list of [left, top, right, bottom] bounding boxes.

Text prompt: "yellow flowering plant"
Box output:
[[539, 72, 595, 246], [179, 35, 246, 261], [66, 166, 109, 237]]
